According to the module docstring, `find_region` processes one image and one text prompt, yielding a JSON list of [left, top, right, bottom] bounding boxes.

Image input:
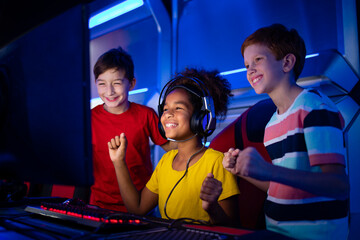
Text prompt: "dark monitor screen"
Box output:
[[0, 4, 93, 187]]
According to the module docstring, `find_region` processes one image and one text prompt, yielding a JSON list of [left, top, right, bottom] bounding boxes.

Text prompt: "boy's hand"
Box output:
[[234, 147, 271, 181], [222, 148, 240, 175], [200, 173, 222, 212], [108, 133, 127, 167]]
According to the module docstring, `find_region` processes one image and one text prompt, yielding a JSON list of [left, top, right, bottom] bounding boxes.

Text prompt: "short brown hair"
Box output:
[[93, 47, 134, 82], [241, 24, 306, 80]]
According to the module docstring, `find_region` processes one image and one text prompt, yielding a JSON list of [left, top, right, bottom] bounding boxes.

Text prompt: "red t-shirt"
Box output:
[[90, 102, 167, 211]]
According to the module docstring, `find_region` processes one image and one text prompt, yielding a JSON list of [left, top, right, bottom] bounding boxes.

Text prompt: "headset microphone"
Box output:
[[167, 133, 198, 142]]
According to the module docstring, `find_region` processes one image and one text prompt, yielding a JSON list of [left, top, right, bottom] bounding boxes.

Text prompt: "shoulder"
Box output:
[[130, 102, 158, 115], [130, 102, 154, 111], [160, 149, 178, 161], [91, 104, 103, 113], [298, 88, 338, 112], [204, 148, 224, 160], [299, 89, 344, 128], [91, 104, 106, 118], [206, 148, 224, 155], [156, 150, 178, 168]]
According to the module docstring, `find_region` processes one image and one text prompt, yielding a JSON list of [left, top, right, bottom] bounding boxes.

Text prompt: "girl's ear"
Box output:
[[129, 78, 136, 90], [282, 53, 296, 73]]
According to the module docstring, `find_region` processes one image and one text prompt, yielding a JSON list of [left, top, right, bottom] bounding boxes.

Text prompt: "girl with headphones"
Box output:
[[108, 68, 239, 226]]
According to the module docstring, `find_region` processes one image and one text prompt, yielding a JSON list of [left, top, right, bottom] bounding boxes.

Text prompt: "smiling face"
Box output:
[[160, 88, 195, 141], [96, 68, 135, 114], [244, 44, 285, 95]]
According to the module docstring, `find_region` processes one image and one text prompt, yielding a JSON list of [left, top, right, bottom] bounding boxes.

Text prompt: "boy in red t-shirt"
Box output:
[[90, 47, 174, 211]]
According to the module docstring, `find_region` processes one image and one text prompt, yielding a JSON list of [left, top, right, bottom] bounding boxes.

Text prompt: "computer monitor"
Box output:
[[0, 4, 93, 187]]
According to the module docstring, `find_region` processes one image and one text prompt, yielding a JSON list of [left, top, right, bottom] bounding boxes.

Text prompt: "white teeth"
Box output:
[[253, 76, 261, 84], [166, 123, 177, 127]]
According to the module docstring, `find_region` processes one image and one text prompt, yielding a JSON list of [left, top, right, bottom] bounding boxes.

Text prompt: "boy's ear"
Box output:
[[282, 53, 296, 73], [129, 78, 136, 90]]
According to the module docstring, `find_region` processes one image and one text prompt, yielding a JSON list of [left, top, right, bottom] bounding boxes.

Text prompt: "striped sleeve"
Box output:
[[303, 106, 345, 166]]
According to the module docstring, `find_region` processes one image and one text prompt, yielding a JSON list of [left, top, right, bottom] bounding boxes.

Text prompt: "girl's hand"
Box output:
[[108, 133, 127, 167], [200, 173, 223, 212], [222, 148, 241, 175]]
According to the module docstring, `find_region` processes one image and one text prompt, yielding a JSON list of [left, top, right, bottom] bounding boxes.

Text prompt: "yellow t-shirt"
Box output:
[[146, 148, 240, 222]]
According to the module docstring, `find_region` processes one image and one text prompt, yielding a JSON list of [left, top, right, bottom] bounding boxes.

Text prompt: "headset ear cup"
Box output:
[[190, 111, 205, 137], [191, 110, 216, 137]]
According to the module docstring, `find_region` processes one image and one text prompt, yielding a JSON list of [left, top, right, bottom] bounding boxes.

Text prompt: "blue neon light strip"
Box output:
[[129, 87, 148, 95], [89, 0, 144, 29], [220, 53, 319, 76], [220, 68, 247, 76], [305, 53, 319, 59]]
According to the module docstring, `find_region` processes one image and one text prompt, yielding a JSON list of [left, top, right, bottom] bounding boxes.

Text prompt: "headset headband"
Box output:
[[158, 75, 216, 138]]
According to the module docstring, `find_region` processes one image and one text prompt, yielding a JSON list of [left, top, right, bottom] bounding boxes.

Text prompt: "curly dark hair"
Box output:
[[166, 68, 233, 120]]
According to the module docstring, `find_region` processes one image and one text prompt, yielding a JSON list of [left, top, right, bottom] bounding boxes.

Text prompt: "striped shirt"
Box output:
[[264, 88, 348, 239]]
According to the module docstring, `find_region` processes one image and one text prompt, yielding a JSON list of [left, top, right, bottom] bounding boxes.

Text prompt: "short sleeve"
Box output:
[[147, 108, 168, 146], [211, 151, 240, 201], [303, 103, 346, 166]]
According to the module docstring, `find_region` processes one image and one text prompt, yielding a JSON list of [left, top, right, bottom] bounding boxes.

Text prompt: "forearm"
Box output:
[[206, 202, 234, 226], [268, 164, 349, 200], [204, 196, 239, 227], [113, 162, 143, 214], [240, 176, 269, 192], [108, 134, 152, 215]]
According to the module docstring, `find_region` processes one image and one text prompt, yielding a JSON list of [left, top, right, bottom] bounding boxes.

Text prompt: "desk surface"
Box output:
[[0, 204, 293, 240]]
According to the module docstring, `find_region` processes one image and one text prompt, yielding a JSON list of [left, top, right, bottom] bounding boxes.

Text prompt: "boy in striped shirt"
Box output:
[[223, 24, 349, 239]]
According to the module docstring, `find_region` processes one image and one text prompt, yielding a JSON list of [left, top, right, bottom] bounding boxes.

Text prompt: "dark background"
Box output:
[[0, 0, 174, 49], [0, 0, 93, 48]]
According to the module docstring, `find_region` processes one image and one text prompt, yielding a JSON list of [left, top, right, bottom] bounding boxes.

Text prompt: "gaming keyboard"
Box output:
[[24, 201, 150, 229], [23, 200, 261, 239], [104, 227, 225, 240]]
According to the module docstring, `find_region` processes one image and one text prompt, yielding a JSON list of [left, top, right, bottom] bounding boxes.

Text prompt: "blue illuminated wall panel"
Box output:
[[177, 0, 342, 90]]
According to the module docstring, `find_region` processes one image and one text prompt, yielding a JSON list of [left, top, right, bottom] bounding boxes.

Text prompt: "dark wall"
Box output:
[[0, 0, 93, 48]]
